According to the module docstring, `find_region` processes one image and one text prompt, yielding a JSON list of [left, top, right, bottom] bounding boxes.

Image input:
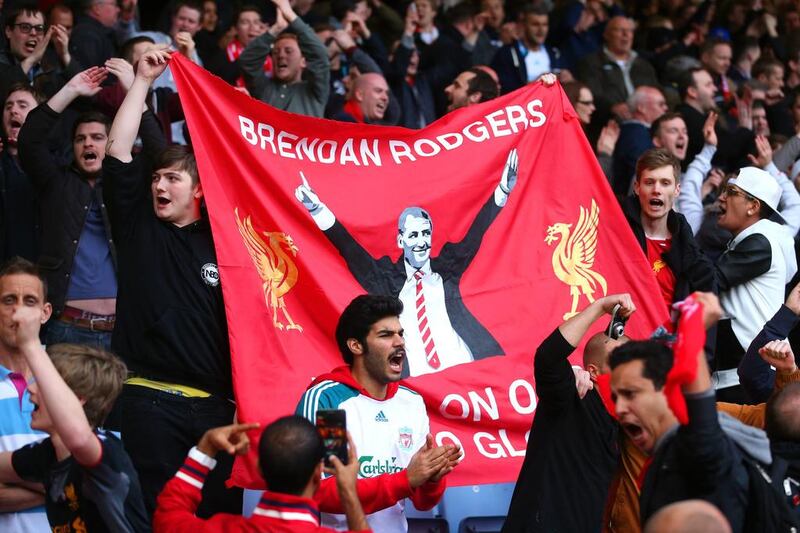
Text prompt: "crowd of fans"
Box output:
[[3, 0, 800, 531]]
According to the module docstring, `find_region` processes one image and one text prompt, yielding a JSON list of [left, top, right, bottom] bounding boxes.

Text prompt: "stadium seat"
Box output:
[[406, 498, 448, 532], [438, 483, 514, 533]]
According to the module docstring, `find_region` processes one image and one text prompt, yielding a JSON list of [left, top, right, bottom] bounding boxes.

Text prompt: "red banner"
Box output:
[[170, 55, 667, 488]]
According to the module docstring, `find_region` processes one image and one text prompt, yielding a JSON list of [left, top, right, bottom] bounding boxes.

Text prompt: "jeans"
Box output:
[[43, 319, 113, 351], [118, 384, 241, 519]]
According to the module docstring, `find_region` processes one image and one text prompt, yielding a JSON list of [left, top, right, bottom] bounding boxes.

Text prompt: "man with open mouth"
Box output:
[[1, 83, 44, 264], [610, 293, 771, 533], [239, 0, 330, 118], [713, 166, 798, 402], [102, 48, 241, 520], [0, 5, 78, 101], [621, 147, 715, 314], [17, 66, 131, 353], [334, 72, 395, 125], [297, 294, 461, 532]]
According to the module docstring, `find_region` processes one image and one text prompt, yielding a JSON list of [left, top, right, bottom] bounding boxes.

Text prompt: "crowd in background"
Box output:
[[4, 0, 800, 532]]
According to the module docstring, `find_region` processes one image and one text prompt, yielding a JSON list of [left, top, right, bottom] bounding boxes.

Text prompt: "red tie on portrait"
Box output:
[[415, 270, 441, 369]]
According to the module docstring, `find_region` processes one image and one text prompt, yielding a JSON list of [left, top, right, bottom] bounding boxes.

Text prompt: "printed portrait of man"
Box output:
[[295, 149, 518, 376]]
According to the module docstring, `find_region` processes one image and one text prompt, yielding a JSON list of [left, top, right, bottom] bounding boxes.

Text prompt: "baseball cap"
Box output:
[[727, 167, 786, 224]]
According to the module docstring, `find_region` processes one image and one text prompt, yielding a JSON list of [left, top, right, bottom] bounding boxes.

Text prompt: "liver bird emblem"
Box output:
[[235, 208, 303, 332], [544, 199, 608, 320]]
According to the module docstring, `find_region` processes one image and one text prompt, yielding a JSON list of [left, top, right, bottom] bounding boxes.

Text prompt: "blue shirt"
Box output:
[[66, 195, 117, 300]]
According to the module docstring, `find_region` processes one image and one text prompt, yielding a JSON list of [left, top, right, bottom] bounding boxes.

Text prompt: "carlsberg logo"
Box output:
[[358, 456, 403, 477]]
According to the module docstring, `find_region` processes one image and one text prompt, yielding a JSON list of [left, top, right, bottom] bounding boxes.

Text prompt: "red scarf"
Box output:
[[342, 99, 366, 123], [226, 39, 273, 88]]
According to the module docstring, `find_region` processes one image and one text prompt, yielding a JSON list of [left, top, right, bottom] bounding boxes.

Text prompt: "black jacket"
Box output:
[[385, 43, 436, 129], [490, 41, 564, 95], [17, 104, 115, 315], [503, 329, 619, 532], [622, 196, 716, 302], [640, 393, 750, 531], [17, 105, 164, 315], [772, 439, 800, 502], [575, 49, 659, 126], [323, 195, 505, 370], [0, 151, 38, 262], [69, 15, 118, 70], [414, 30, 469, 116], [103, 152, 231, 398], [0, 47, 82, 101]]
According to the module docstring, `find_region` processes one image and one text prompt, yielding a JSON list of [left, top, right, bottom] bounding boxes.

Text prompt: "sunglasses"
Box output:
[[720, 185, 755, 201]]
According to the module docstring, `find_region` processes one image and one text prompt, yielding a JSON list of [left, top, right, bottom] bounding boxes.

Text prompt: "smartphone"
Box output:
[[316, 409, 348, 466]]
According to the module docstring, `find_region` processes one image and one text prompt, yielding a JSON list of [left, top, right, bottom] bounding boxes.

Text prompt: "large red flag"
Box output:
[[170, 55, 667, 488]]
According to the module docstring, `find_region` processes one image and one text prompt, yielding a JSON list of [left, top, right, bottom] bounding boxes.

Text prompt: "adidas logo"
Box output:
[[375, 411, 388, 422]]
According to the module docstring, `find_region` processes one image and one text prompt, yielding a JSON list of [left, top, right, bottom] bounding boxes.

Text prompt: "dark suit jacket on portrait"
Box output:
[[323, 196, 505, 361]]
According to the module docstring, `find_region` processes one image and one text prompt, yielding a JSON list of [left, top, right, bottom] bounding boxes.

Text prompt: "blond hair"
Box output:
[[47, 344, 128, 428]]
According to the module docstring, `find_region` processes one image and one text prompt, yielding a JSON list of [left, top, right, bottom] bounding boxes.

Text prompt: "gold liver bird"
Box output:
[[544, 199, 608, 320], [235, 208, 303, 332]]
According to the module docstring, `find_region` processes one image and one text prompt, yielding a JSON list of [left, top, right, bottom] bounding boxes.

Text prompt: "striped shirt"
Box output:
[[0, 363, 49, 532]]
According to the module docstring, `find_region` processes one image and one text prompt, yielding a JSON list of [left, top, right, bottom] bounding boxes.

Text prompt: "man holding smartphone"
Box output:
[[154, 417, 372, 532], [297, 294, 459, 532]]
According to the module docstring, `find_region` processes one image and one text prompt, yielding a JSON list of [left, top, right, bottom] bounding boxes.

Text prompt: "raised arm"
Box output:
[[676, 113, 717, 234], [773, 132, 800, 172], [47, 66, 107, 113], [18, 67, 107, 191], [324, 435, 370, 532], [558, 293, 635, 347], [494, 148, 518, 207], [332, 30, 381, 74], [295, 172, 337, 230], [153, 423, 259, 533], [13, 304, 101, 467], [536, 293, 635, 404], [107, 49, 171, 163], [239, 0, 289, 86], [674, 294, 747, 504], [287, 3, 330, 106], [764, 162, 800, 235], [739, 282, 800, 402]]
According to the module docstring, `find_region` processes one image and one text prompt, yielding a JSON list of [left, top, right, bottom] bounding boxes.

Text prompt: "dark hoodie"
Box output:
[[621, 195, 717, 304]]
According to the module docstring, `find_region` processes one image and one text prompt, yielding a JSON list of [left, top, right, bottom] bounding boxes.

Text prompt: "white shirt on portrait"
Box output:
[[397, 261, 473, 376]]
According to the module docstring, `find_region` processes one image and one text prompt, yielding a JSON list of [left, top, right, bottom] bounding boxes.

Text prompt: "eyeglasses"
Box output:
[[720, 185, 755, 201], [577, 99, 594, 106], [13, 23, 46, 34]]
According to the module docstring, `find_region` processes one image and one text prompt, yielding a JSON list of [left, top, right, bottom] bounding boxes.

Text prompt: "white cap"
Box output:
[[728, 167, 785, 224]]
